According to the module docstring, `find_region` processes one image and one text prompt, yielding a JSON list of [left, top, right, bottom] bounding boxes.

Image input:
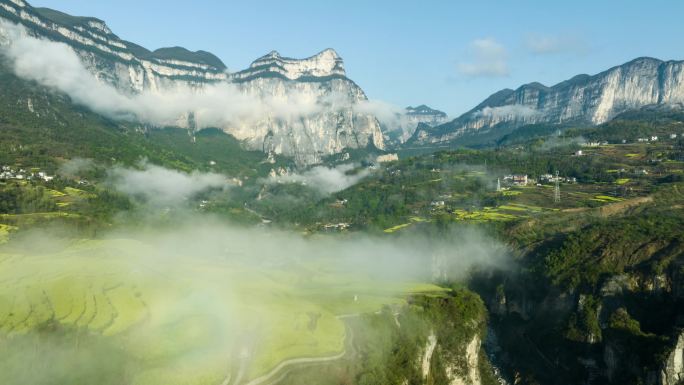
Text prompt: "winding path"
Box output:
[[225, 314, 358, 385]]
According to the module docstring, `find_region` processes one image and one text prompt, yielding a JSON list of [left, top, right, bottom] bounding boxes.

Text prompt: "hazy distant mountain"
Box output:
[[405, 105, 448, 127], [0, 0, 384, 165], [412, 57, 684, 146], [382, 105, 448, 144]]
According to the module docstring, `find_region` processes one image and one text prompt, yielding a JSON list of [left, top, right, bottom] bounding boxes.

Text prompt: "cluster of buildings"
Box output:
[[498, 173, 577, 188], [538, 174, 577, 184], [503, 174, 529, 186], [0, 166, 54, 182], [631, 134, 681, 143], [376, 153, 399, 163], [321, 222, 351, 231], [583, 141, 609, 147], [585, 134, 681, 145], [637, 136, 661, 143]]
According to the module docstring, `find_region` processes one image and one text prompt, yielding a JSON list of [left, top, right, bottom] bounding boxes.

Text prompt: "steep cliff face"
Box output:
[[472, 196, 684, 385], [420, 331, 487, 385], [445, 335, 483, 385], [661, 332, 684, 385], [0, 0, 228, 92], [0, 0, 384, 165], [229, 51, 385, 165], [413, 57, 684, 145]]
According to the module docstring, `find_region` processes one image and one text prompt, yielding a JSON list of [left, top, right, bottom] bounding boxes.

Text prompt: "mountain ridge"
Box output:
[[412, 56, 684, 146], [0, 0, 385, 165]]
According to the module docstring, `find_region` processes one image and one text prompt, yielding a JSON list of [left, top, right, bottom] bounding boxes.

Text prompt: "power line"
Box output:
[[554, 170, 561, 204]]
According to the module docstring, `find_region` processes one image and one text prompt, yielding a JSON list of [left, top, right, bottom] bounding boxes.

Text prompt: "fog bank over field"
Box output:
[[0, 212, 510, 385], [0, 159, 513, 384]]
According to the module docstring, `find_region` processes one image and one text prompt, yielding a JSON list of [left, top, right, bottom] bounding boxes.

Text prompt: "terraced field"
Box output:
[[0, 236, 443, 385]]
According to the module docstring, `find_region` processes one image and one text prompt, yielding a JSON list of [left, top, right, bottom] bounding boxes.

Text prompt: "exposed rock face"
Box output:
[[421, 332, 438, 380], [473, 209, 684, 385], [661, 332, 684, 385], [413, 57, 684, 145], [228, 52, 384, 165], [447, 335, 483, 385], [232, 49, 345, 82], [418, 331, 486, 385], [0, 0, 384, 165], [0, 1, 228, 91], [406, 105, 448, 128]]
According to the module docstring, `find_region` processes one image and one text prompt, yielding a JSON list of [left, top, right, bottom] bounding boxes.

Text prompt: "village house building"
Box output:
[[504, 174, 529, 186]]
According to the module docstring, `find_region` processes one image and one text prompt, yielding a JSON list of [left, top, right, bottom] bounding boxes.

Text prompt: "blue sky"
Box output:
[[30, 0, 684, 117]]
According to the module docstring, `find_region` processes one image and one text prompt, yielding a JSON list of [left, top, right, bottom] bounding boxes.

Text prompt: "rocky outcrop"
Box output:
[[661, 331, 684, 385], [420, 331, 485, 385], [413, 57, 684, 145], [474, 219, 684, 385], [232, 49, 345, 82], [0, 0, 384, 165], [446, 335, 483, 385], [422, 332, 438, 380]]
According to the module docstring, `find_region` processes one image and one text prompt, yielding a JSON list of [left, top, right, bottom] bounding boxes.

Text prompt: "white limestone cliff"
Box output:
[[0, 0, 384, 165], [414, 57, 684, 145]]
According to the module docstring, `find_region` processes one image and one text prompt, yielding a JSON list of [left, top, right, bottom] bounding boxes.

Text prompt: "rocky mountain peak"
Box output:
[[406, 105, 447, 118], [265, 50, 281, 58], [236, 48, 346, 81]]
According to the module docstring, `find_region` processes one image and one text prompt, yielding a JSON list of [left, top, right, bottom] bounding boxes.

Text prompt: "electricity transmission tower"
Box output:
[[554, 170, 561, 204]]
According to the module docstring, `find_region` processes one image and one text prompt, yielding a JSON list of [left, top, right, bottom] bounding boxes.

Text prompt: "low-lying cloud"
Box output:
[[539, 135, 587, 150], [0, 20, 407, 134], [57, 157, 95, 178], [108, 162, 231, 205], [0, 20, 317, 127], [0, 156, 513, 384], [266, 163, 371, 195], [473, 104, 540, 119], [355, 100, 429, 140], [0, 217, 509, 385]]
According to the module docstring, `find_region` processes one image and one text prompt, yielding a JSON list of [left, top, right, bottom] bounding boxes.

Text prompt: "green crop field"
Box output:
[[0, 224, 17, 244], [0, 237, 443, 384]]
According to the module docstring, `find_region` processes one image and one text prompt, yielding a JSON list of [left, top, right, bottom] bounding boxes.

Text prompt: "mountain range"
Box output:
[[0, 0, 384, 165], [412, 57, 684, 146], [2, 0, 684, 164]]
